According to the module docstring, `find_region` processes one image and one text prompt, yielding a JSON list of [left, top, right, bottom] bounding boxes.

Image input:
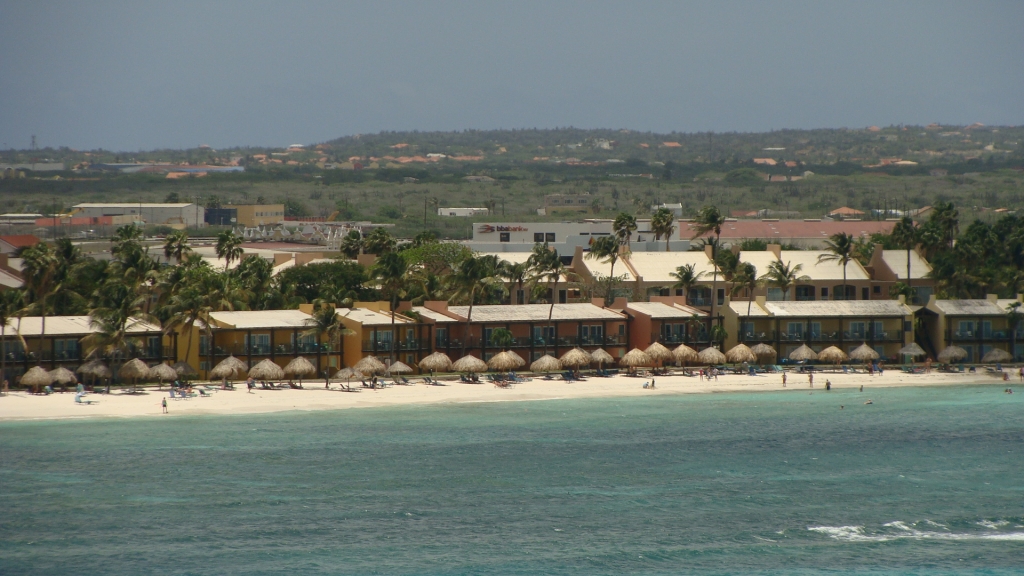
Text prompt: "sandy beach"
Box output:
[[0, 368, 1016, 422]]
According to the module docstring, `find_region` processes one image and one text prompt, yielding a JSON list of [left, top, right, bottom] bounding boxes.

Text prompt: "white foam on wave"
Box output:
[[809, 522, 1024, 542], [977, 519, 1010, 530]]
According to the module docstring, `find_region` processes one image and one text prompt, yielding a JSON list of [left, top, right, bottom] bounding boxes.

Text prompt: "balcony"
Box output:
[[362, 339, 427, 353], [948, 330, 1019, 343], [657, 333, 712, 346], [768, 330, 903, 342]]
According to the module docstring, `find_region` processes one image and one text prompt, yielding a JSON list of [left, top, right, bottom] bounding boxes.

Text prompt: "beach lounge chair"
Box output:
[[198, 389, 212, 397], [74, 394, 96, 405]]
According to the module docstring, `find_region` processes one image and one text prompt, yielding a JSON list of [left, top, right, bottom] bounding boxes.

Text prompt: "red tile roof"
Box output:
[[0, 234, 41, 248], [679, 220, 894, 241]]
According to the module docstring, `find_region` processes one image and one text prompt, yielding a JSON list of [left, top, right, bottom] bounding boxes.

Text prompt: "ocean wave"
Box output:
[[808, 520, 1024, 542]]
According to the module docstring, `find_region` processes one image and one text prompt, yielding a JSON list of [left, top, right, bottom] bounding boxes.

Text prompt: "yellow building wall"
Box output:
[[231, 204, 285, 227]]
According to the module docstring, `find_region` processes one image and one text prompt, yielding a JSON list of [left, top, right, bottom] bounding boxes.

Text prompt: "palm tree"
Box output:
[[731, 263, 759, 339], [586, 235, 624, 301], [760, 260, 810, 301], [371, 252, 409, 363], [163, 230, 192, 264], [363, 228, 396, 255], [0, 289, 22, 390], [1007, 302, 1023, 362], [650, 207, 676, 252], [932, 201, 959, 250], [691, 205, 727, 319], [528, 245, 565, 356], [18, 242, 58, 365], [500, 260, 531, 305], [612, 213, 637, 250], [340, 230, 363, 259], [215, 230, 244, 271], [891, 217, 918, 300], [451, 254, 506, 356], [670, 264, 706, 306], [818, 232, 855, 300], [302, 303, 355, 386], [84, 279, 155, 384], [490, 328, 513, 350]]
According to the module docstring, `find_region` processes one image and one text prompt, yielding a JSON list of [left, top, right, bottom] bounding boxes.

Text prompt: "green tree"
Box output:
[[670, 263, 706, 306], [891, 216, 918, 298], [84, 279, 155, 386], [451, 254, 506, 356], [371, 252, 409, 363], [163, 230, 192, 264], [691, 205, 727, 319], [490, 328, 513, 350], [340, 230, 363, 259], [1007, 302, 1023, 362], [0, 289, 23, 390], [817, 232, 855, 300], [586, 235, 624, 301], [612, 212, 637, 250], [760, 260, 810, 301], [18, 242, 59, 365], [528, 244, 564, 356], [302, 303, 355, 386], [731, 263, 759, 336], [363, 228, 396, 255], [215, 230, 244, 271], [650, 207, 676, 252]]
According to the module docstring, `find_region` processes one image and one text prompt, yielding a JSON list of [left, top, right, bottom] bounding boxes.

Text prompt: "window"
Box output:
[[862, 287, 869, 300], [795, 286, 815, 301], [740, 322, 756, 338], [545, 232, 556, 242], [717, 288, 725, 305], [957, 321, 975, 338], [849, 322, 866, 339], [767, 288, 785, 301], [533, 326, 555, 342], [484, 327, 494, 345], [821, 287, 829, 299], [534, 232, 544, 242], [435, 327, 448, 346], [873, 285, 881, 294], [787, 322, 804, 339], [499, 232, 510, 242]]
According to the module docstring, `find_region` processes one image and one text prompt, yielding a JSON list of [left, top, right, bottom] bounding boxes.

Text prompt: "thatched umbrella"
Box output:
[[248, 358, 285, 381], [898, 343, 926, 358], [560, 347, 593, 368], [698, 346, 726, 365], [333, 367, 363, 387], [119, 358, 151, 392], [21, 366, 52, 392], [419, 351, 452, 373], [818, 345, 849, 365], [788, 344, 818, 362], [354, 355, 386, 376], [172, 361, 198, 379], [488, 351, 521, 372], [148, 363, 177, 388], [750, 343, 777, 363], [619, 348, 654, 368], [76, 359, 112, 389], [49, 367, 78, 386], [672, 344, 698, 365], [849, 343, 880, 363], [505, 350, 526, 368], [590, 349, 614, 366], [210, 356, 247, 380], [937, 345, 967, 363], [530, 354, 561, 373], [644, 342, 674, 368], [387, 361, 413, 374], [982, 348, 1013, 363], [284, 357, 317, 385], [452, 354, 487, 373], [725, 343, 757, 364]]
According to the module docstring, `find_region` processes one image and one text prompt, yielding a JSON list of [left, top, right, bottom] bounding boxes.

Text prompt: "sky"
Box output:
[[1, 1, 1022, 151]]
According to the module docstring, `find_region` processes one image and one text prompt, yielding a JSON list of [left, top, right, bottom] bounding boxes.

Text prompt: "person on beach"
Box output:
[[651, 378, 656, 389], [699, 369, 704, 381], [782, 373, 787, 387], [1019, 366, 1023, 382], [860, 384, 864, 392], [161, 397, 168, 414], [809, 373, 814, 388], [825, 379, 831, 391]]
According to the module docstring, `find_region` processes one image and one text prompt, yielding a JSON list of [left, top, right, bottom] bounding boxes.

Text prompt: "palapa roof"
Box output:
[[818, 345, 849, 363], [937, 345, 968, 363], [284, 356, 317, 377], [333, 367, 364, 380], [849, 343, 880, 361], [530, 354, 562, 372], [626, 302, 707, 319], [387, 361, 413, 373], [725, 344, 757, 363], [750, 343, 777, 358], [248, 358, 285, 380], [48, 367, 78, 385], [210, 356, 248, 379], [488, 351, 521, 371], [788, 344, 818, 361], [148, 363, 178, 382], [898, 343, 926, 357], [354, 355, 386, 375], [20, 366, 52, 387], [119, 358, 151, 379], [763, 300, 912, 318], [982, 348, 1013, 363], [3, 316, 160, 336], [452, 355, 487, 373], [619, 348, 654, 367], [590, 348, 615, 364], [697, 346, 726, 364], [644, 341, 674, 361], [77, 359, 112, 378], [673, 344, 698, 363], [559, 347, 593, 367], [172, 361, 198, 376], [418, 351, 453, 371], [207, 309, 312, 329], [445, 303, 625, 323]]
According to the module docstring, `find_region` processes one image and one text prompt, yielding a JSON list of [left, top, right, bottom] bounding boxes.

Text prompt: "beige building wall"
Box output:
[[232, 204, 285, 226]]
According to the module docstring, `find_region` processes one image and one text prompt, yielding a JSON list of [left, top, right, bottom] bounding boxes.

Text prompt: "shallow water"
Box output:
[[1, 384, 1022, 575]]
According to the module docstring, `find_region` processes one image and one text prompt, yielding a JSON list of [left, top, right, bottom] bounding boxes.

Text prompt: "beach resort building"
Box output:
[[721, 297, 916, 362], [1, 315, 168, 385], [921, 295, 1024, 363], [612, 298, 717, 351], [336, 303, 432, 370]]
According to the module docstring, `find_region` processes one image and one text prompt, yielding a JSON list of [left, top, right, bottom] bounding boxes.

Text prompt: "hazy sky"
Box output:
[[2, 1, 1022, 151]]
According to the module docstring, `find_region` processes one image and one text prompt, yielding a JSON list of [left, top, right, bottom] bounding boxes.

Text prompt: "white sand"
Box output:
[[1, 369, 1016, 422]]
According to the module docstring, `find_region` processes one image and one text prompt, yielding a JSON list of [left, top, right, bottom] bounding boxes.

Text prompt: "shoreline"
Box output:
[[0, 370, 1015, 423]]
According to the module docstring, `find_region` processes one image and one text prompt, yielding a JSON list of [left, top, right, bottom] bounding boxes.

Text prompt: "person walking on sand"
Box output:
[[825, 379, 831, 391], [809, 373, 814, 388], [782, 372, 787, 387], [1019, 366, 1023, 382], [161, 397, 168, 414], [651, 378, 656, 389]]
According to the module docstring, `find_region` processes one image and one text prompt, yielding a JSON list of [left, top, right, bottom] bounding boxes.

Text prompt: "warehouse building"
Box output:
[[72, 203, 205, 228]]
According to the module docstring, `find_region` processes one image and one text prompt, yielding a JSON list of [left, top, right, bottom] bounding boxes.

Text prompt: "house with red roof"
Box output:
[[0, 234, 41, 255]]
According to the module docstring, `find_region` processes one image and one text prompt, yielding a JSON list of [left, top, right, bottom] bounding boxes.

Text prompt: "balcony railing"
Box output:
[[438, 335, 627, 349], [948, 330, 1020, 342], [760, 330, 903, 342], [362, 339, 428, 352], [212, 343, 340, 356], [657, 334, 711, 345]]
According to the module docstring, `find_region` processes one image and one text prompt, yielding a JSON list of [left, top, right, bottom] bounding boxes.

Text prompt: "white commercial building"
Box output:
[[438, 207, 489, 217], [72, 203, 205, 227], [465, 220, 689, 253]]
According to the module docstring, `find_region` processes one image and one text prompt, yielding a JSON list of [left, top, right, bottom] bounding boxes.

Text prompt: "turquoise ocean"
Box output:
[[1, 384, 1022, 575]]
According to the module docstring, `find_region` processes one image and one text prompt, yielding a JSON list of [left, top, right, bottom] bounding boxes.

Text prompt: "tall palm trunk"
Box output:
[[1, 324, 6, 392], [607, 257, 616, 303], [462, 288, 476, 358], [390, 295, 397, 364], [39, 299, 46, 367], [548, 277, 559, 356], [906, 248, 912, 300]]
